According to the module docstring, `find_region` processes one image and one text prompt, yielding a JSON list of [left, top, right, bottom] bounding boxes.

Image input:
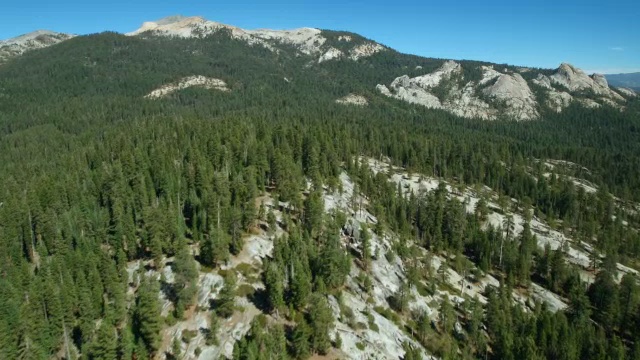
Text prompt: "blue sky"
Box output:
[[1, 0, 638, 74]]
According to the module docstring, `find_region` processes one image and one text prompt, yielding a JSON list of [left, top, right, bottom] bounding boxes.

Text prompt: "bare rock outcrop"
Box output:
[[0, 30, 74, 64], [481, 67, 539, 120], [378, 62, 536, 120], [445, 82, 496, 120], [377, 61, 461, 110], [550, 63, 624, 101], [348, 42, 385, 60], [616, 87, 637, 97], [578, 98, 601, 108], [128, 16, 385, 61], [145, 76, 229, 98], [532, 74, 573, 112], [336, 94, 368, 106], [547, 91, 574, 112], [319, 47, 344, 63]]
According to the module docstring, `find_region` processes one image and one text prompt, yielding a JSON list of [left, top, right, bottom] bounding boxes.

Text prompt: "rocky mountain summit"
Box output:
[[126, 15, 386, 61], [0, 30, 74, 64]]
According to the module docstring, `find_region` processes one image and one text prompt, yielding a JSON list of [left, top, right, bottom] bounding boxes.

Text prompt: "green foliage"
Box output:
[[216, 272, 237, 318], [134, 277, 162, 355], [172, 244, 198, 318], [0, 28, 639, 359], [264, 261, 285, 313], [307, 294, 333, 354]]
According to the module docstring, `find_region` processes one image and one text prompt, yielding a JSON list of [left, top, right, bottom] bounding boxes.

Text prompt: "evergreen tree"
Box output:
[[308, 294, 333, 354], [173, 244, 198, 318], [134, 277, 162, 354], [216, 272, 237, 318], [264, 262, 285, 314], [292, 318, 311, 359]]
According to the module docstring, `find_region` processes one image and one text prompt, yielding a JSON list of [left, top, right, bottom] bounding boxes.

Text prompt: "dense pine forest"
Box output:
[[0, 31, 639, 359]]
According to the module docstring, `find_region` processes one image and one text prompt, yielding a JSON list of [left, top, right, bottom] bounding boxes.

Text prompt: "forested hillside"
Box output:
[[0, 30, 639, 360]]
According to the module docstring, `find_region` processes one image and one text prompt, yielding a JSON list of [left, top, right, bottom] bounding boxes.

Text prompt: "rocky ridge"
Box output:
[[378, 61, 632, 120], [0, 30, 74, 64], [1, 16, 635, 121], [127, 15, 386, 61]]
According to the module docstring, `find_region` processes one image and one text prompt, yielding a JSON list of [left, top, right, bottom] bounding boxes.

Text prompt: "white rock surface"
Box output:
[[445, 82, 496, 120], [532, 74, 574, 112], [550, 63, 624, 101], [578, 98, 601, 108], [145, 76, 229, 98], [128, 16, 385, 61], [532, 74, 554, 90], [378, 61, 499, 120], [349, 42, 385, 60], [336, 94, 369, 106], [250, 27, 326, 55], [548, 91, 574, 112], [481, 68, 539, 120], [530, 283, 568, 312], [319, 47, 344, 62], [0, 30, 74, 63], [479, 66, 502, 86], [616, 87, 637, 97], [411, 60, 461, 89]]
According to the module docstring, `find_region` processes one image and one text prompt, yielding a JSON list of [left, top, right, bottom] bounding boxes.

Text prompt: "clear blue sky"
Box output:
[[1, 0, 638, 74]]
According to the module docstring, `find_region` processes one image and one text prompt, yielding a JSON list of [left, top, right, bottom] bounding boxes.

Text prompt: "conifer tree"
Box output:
[[173, 244, 198, 318], [308, 294, 333, 354], [216, 272, 237, 318], [264, 262, 285, 314], [134, 277, 162, 354]]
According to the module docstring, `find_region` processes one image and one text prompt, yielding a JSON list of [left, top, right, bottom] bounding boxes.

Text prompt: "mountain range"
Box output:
[[0, 15, 636, 121], [605, 72, 640, 91]]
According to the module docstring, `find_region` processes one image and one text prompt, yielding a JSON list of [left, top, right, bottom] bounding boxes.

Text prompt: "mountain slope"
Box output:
[[0, 30, 74, 64], [1, 15, 634, 121]]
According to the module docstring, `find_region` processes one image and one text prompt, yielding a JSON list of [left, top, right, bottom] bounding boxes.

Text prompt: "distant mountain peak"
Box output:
[[126, 15, 386, 59], [1, 29, 67, 45], [0, 30, 74, 64]]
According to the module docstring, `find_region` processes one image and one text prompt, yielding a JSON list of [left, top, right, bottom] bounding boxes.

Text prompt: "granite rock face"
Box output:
[[378, 61, 630, 120], [0, 30, 74, 64], [550, 63, 624, 101], [377, 62, 534, 120]]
